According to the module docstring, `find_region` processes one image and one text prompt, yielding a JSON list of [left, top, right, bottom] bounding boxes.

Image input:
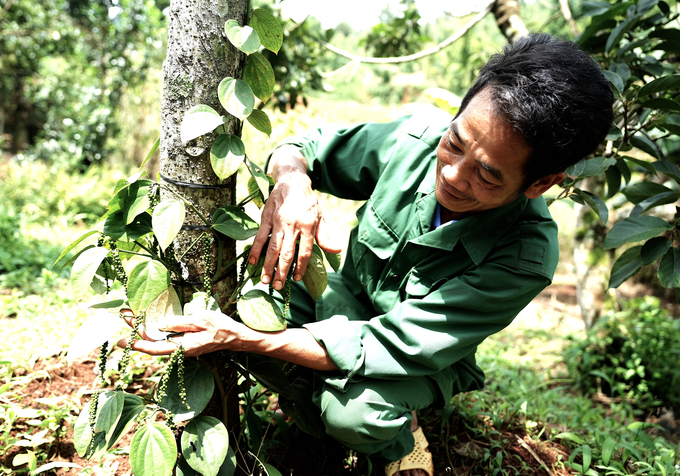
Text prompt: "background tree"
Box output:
[[0, 0, 166, 168], [360, 0, 431, 57]]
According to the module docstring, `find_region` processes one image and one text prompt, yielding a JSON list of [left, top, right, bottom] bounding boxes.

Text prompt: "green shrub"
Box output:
[[0, 203, 68, 292], [0, 159, 119, 292], [564, 297, 680, 412], [0, 159, 116, 226]]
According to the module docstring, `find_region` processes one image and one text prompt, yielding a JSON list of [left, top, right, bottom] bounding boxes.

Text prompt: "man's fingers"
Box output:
[[316, 215, 344, 254], [248, 213, 273, 266], [273, 231, 299, 290], [117, 337, 176, 356], [261, 229, 284, 285], [158, 316, 207, 333], [293, 232, 315, 282]]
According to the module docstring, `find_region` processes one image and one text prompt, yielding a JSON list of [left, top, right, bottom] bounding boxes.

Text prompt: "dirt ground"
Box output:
[[4, 356, 575, 476], [3, 279, 677, 476]]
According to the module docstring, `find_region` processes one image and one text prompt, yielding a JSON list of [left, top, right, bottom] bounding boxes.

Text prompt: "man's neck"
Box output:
[[441, 207, 467, 223]]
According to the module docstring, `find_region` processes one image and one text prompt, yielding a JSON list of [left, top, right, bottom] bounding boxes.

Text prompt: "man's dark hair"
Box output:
[[458, 33, 614, 190]]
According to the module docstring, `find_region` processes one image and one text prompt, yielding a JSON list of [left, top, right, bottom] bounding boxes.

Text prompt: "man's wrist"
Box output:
[[268, 144, 308, 181]]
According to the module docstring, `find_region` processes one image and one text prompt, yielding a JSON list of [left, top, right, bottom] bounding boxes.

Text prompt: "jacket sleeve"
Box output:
[[271, 117, 412, 201], [302, 247, 550, 383]]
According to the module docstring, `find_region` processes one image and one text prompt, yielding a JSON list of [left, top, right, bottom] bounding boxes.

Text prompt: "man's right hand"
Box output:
[[247, 145, 342, 291]]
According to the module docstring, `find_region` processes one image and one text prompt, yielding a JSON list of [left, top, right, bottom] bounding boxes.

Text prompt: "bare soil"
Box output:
[[3, 280, 677, 476]]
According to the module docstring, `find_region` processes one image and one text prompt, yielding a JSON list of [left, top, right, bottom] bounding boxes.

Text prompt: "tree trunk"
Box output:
[[159, 0, 247, 467], [161, 0, 246, 307], [491, 0, 529, 44], [573, 176, 609, 329]]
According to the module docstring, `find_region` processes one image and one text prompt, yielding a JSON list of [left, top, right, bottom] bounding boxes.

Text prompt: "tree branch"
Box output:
[[559, 0, 579, 37], [0, 0, 15, 22], [491, 0, 529, 44], [317, 2, 493, 66]]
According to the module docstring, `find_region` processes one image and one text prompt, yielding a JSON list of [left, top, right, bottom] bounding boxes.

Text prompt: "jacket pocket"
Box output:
[[350, 200, 399, 293], [403, 268, 447, 299]]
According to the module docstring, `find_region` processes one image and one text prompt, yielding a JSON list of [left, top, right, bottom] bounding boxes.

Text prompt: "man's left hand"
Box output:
[[118, 310, 245, 357]]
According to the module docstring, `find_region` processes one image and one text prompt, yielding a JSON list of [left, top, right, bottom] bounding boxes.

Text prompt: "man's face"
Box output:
[[435, 91, 532, 221]]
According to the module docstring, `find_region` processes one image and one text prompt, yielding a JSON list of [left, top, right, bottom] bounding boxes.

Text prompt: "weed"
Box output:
[[564, 296, 680, 412]]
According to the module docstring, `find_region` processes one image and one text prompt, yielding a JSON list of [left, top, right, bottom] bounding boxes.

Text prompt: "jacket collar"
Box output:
[[413, 176, 529, 265]]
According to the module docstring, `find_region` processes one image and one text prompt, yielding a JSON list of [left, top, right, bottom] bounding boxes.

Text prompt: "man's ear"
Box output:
[[523, 172, 566, 199]]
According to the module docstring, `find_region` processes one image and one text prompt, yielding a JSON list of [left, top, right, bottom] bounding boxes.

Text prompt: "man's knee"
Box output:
[[316, 385, 410, 446]]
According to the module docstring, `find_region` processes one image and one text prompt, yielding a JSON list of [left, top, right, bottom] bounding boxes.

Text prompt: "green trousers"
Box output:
[[276, 278, 442, 464]]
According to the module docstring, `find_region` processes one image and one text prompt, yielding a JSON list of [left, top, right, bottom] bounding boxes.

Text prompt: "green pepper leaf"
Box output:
[[251, 8, 283, 54], [218, 77, 254, 120], [212, 206, 259, 240], [181, 105, 225, 143], [323, 249, 342, 273], [107, 393, 146, 449], [159, 358, 215, 422], [246, 109, 272, 137], [130, 422, 177, 476], [210, 134, 245, 180], [237, 289, 286, 331], [103, 210, 153, 242], [73, 406, 95, 457], [54, 230, 100, 268], [225, 19, 261, 54], [94, 391, 125, 440], [70, 247, 110, 303], [127, 260, 171, 314], [246, 159, 270, 201], [181, 416, 229, 476]]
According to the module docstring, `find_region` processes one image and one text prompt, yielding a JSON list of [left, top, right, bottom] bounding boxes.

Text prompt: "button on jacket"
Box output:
[[275, 114, 559, 402]]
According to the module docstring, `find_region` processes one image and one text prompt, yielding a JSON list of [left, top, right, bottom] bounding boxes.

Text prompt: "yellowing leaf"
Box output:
[[180, 104, 224, 143], [152, 199, 186, 252], [210, 134, 245, 180], [243, 52, 275, 103], [218, 77, 254, 120], [127, 260, 171, 314], [251, 8, 283, 54], [70, 247, 110, 303], [225, 19, 261, 54], [144, 286, 182, 341]]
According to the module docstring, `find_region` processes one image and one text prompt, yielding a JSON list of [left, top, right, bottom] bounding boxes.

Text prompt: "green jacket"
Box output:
[[280, 114, 559, 401]]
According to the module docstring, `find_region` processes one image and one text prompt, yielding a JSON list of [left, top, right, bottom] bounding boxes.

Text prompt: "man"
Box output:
[[125, 34, 614, 476]]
